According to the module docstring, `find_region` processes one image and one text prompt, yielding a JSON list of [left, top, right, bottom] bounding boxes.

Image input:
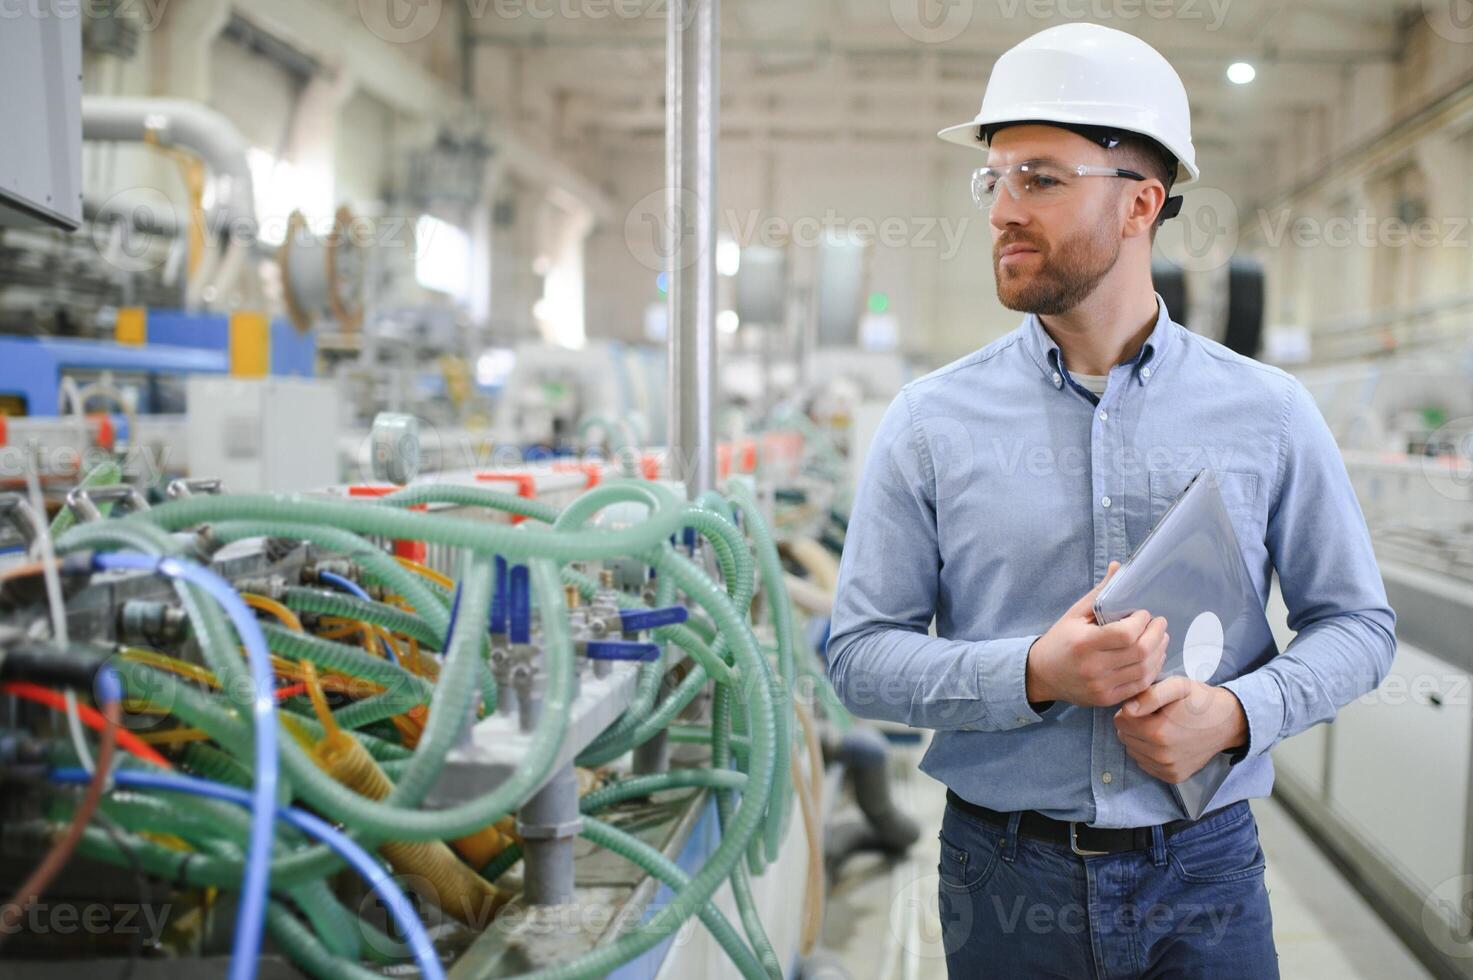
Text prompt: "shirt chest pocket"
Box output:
[[1147, 468, 1265, 557]]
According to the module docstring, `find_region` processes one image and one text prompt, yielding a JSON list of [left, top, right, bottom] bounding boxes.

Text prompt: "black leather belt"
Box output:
[[945, 788, 1229, 856]]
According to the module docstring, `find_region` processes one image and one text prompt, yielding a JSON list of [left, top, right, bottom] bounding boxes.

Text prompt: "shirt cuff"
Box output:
[[977, 634, 1047, 731], [1220, 670, 1287, 763]]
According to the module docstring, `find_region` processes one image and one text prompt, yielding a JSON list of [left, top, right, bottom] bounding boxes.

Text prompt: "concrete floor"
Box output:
[[818, 736, 1430, 980]]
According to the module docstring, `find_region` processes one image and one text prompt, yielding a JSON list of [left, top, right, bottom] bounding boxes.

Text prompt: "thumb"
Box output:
[[1071, 561, 1121, 617]]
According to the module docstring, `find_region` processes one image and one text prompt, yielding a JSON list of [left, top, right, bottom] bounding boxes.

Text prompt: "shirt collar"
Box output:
[[1021, 292, 1177, 391]]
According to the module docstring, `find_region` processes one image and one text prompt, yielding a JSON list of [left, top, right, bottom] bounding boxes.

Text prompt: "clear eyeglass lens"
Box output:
[[972, 163, 1074, 209]]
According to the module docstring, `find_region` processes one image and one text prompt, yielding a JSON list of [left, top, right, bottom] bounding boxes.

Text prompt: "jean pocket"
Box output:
[[1167, 811, 1266, 884], [937, 829, 1001, 894]]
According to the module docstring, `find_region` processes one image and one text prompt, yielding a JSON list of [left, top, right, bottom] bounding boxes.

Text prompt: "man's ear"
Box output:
[[1123, 181, 1167, 239]]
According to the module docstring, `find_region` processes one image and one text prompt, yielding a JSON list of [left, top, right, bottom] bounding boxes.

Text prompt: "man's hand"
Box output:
[[1025, 562, 1169, 707], [1114, 676, 1249, 784]]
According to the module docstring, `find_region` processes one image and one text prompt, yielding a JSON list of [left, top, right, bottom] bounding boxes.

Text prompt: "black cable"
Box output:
[[91, 811, 149, 980]]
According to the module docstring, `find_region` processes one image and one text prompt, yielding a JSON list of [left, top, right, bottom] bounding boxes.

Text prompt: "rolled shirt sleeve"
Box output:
[[1221, 379, 1397, 761]]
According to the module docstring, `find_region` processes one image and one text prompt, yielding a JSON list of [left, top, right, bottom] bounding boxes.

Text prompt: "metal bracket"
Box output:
[[166, 477, 223, 499], [516, 816, 584, 841], [0, 493, 44, 549], [65, 484, 149, 524]]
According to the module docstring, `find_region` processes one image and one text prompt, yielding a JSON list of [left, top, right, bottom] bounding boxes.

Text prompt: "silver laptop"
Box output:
[[1093, 470, 1278, 819]]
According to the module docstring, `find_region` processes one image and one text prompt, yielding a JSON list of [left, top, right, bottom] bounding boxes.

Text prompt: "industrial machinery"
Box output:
[[1264, 350, 1473, 978], [0, 452, 852, 978]]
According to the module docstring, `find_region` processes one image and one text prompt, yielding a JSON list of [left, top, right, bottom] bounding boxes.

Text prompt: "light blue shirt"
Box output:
[[826, 295, 1396, 827]]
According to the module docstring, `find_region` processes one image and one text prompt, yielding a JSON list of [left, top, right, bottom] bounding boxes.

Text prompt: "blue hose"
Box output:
[[48, 768, 445, 980], [319, 570, 401, 665], [92, 552, 278, 980]]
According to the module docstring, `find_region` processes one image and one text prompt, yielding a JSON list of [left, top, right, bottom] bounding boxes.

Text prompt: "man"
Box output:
[[825, 23, 1395, 979]]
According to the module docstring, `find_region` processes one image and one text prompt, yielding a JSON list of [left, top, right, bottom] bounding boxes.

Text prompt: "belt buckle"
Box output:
[[1069, 822, 1108, 856]]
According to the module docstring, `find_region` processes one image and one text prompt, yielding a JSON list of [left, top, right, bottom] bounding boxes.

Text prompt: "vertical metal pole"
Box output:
[[666, 0, 719, 499]]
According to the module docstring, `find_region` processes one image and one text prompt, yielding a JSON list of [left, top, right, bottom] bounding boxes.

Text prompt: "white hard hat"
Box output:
[[938, 23, 1199, 186]]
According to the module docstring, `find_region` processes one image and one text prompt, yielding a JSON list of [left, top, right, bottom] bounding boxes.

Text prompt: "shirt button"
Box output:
[[1140, 367, 1152, 379], [1101, 771, 1114, 784], [1051, 372, 1062, 387], [1098, 410, 1108, 421], [1101, 495, 1112, 508]]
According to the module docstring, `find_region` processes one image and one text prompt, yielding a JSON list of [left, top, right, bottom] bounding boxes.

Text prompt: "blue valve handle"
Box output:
[[509, 563, 531, 644], [584, 640, 660, 662], [618, 605, 689, 632], [491, 555, 508, 634]]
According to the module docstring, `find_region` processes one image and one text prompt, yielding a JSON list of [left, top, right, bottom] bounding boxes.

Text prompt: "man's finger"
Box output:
[[1121, 675, 1194, 717], [1094, 609, 1155, 648], [1071, 561, 1121, 617]]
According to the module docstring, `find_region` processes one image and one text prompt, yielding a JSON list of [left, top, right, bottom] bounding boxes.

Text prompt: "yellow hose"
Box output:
[[242, 593, 306, 633], [299, 661, 339, 739], [120, 647, 219, 688], [394, 556, 456, 592], [313, 731, 506, 924]]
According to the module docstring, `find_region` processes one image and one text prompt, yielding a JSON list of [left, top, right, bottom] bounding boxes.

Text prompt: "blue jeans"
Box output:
[[937, 799, 1279, 978]]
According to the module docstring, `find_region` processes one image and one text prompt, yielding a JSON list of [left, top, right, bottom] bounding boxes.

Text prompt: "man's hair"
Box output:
[[1110, 134, 1177, 239]]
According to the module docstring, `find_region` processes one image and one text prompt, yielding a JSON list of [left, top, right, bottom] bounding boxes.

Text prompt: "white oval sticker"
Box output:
[[1182, 611, 1225, 682]]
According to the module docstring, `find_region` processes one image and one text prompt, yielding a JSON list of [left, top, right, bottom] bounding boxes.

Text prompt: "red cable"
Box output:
[[0, 682, 172, 769], [274, 682, 308, 701]]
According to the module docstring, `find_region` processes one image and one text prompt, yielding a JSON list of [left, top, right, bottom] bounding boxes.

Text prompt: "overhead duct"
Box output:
[[81, 96, 257, 241], [82, 97, 260, 308]]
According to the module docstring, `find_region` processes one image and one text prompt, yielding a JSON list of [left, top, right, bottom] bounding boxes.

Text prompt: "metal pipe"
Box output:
[[665, 0, 720, 499], [516, 764, 581, 906], [81, 97, 257, 242]]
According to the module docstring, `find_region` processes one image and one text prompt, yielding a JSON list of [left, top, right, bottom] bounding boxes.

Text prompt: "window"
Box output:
[[415, 214, 472, 304]]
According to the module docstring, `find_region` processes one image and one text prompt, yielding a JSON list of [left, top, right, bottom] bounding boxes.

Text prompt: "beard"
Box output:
[[993, 205, 1121, 315]]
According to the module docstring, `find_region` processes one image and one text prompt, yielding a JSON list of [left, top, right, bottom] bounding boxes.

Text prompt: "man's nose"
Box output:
[[989, 185, 1030, 233]]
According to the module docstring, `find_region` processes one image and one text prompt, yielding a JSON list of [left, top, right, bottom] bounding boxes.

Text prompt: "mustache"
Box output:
[[994, 234, 1047, 259]]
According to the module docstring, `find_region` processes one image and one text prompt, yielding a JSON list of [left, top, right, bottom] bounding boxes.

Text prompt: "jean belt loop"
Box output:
[[1001, 811, 1023, 863], [1150, 823, 1167, 867]]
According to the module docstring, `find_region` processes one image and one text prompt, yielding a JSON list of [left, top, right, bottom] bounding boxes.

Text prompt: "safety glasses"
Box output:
[[971, 161, 1148, 211]]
